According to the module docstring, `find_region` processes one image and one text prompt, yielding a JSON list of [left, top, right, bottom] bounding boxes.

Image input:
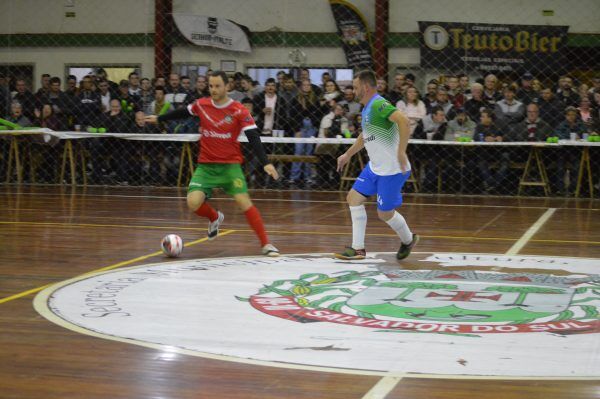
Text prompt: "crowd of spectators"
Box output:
[[1, 67, 599, 194]]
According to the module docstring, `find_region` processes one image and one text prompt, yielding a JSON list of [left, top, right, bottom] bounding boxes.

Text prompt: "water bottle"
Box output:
[[479, 132, 484, 142]]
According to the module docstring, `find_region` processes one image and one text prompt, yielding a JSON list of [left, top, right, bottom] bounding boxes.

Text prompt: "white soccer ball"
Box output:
[[161, 234, 184, 258]]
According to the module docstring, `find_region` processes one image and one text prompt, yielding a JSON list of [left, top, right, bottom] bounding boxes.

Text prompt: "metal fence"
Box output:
[[0, 0, 599, 197]]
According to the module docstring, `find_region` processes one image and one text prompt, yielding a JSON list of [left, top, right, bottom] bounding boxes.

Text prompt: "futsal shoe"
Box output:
[[396, 234, 419, 260], [334, 247, 366, 260], [207, 211, 224, 240], [262, 243, 280, 257]]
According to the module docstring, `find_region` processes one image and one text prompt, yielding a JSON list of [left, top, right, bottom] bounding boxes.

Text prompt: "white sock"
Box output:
[[385, 211, 413, 244], [349, 205, 367, 250]]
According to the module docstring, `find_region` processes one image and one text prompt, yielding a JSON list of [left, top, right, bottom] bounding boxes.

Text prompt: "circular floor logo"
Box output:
[[35, 253, 600, 377]]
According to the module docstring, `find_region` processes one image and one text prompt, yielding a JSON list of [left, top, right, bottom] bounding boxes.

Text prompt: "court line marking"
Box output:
[[0, 230, 236, 305], [362, 207, 559, 398], [3, 220, 600, 246], [361, 375, 403, 399], [32, 251, 600, 381], [2, 190, 598, 211], [505, 208, 557, 255]]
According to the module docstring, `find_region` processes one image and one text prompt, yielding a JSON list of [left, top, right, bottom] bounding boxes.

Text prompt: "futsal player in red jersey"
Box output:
[[146, 71, 281, 256]]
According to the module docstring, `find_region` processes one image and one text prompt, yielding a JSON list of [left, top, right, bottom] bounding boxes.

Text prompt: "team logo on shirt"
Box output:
[[224, 115, 233, 124]]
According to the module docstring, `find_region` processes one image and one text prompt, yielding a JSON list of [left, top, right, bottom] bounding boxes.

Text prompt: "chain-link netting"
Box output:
[[0, 0, 598, 196]]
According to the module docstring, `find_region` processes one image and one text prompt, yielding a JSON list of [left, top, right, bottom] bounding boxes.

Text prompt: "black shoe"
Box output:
[[397, 234, 419, 260]]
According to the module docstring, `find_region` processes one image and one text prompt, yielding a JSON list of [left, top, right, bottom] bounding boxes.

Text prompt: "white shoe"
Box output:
[[261, 243, 280, 257], [207, 211, 224, 240]]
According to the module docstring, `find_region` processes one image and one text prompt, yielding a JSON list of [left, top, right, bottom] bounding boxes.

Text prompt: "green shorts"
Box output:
[[188, 163, 248, 197]]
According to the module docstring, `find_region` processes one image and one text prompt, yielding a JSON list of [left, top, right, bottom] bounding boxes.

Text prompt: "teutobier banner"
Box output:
[[172, 14, 251, 53], [418, 21, 569, 74], [329, 0, 373, 70]]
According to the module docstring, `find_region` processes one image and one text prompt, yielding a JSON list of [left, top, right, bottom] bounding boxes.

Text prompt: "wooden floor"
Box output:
[[1, 185, 599, 399]]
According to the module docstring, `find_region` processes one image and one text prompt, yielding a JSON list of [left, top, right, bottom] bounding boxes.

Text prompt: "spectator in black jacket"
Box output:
[[474, 108, 509, 193], [45, 77, 73, 129], [12, 79, 37, 120], [537, 88, 565, 129], [74, 75, 102, 128]]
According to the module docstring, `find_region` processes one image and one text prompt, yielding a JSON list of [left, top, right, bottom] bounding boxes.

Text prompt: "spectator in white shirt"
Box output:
[[396, 86, 426, 136]]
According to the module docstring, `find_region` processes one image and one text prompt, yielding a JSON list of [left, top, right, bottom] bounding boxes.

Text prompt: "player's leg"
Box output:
[[225, 164, 279, 256], [375, 171, 418, 260], [334, 166, 376, 260], [188, 165, 223, 240], [232, 192, 279, 256]]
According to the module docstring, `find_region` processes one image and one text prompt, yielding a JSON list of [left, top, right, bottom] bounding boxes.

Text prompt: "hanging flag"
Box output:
[[172, 14, 251, 53], [329, 0, 373, 69]]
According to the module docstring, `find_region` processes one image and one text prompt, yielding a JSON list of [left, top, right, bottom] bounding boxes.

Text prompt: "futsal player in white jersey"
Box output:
[[335, 70, 419, 260]]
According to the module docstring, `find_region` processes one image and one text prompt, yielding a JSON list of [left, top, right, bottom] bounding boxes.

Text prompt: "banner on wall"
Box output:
[[173, 14, 251, 53], [418, 21, 569, 74], [329, 0, 373, 69]]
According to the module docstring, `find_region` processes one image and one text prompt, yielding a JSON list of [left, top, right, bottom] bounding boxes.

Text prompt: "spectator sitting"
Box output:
[[413, 106, 447, 140], [516, 72, 538, 106], [387, 72, 405, 105], [338, 85, 361, 119], [423, 79, 438, 111], [445, 108, 476, 141], [551, 107, 585, 194], [446, 75, 464, 107], [464, 82, 487, 123], [556, 76, 580, 107], [34, 103, 63, 131], [139, 78, 154, 115], [555, 106, 587, 140], [376, 78, 391, 102], [507, 103, 551, 142], [7, 101, 32, 127], [430, 86, 456, 120], [131, 110, 161, 134], [483, 73, 502, 106], [396, 86, 426, 136], [190, 75, 209, 101], [474, 108, 508, 193], [537, 88, 565, 129], [412, 106, 447, 191], [577, 97, 598, 133], [458, 73, 471, 97], [494, 86, 525, 127], [322, 79, 342, 106], [150, 86, 174, 132], [102, 99, 132, 133]]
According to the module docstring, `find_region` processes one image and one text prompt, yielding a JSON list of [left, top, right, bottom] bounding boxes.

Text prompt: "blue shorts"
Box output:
[[352, 163, 410, 211]]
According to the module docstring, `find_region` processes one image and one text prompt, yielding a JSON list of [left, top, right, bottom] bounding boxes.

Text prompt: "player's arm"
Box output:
[[336, 134, 363, 172], [388, 109, 410, 173], [145, 106, 194, 124], [245, 128, 279, 180]]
